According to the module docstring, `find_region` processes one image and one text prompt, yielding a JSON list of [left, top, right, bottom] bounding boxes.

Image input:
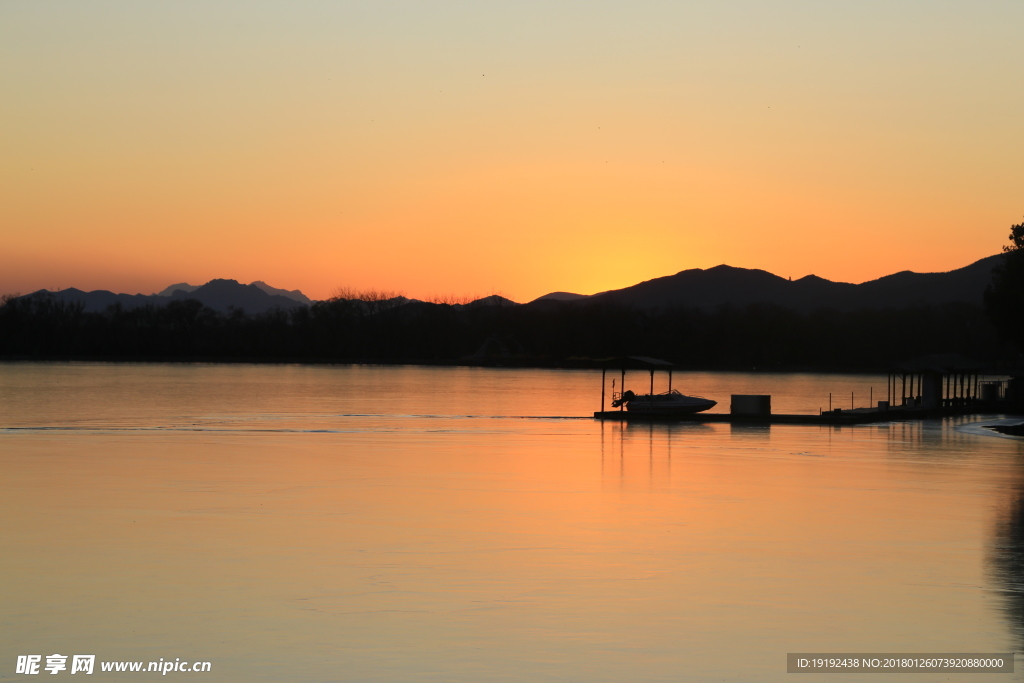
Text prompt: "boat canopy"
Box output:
[[598, 356, 676, 413], [599, 356, 674, 370]]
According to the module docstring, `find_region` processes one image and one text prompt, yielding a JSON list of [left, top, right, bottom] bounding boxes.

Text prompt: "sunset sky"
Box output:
[[2, 1, 1021, 302]]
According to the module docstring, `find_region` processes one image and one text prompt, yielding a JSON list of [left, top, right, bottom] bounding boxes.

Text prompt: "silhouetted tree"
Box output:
[[984, 219, 1024, 352]]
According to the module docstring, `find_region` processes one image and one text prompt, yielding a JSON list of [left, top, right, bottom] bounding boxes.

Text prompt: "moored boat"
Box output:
[[612, 388, 717, 414]]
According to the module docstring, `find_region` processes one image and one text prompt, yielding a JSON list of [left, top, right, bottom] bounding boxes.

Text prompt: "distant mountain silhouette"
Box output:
[[32, 289, 161, 313], [538, 255, 1000, 312], [250, 281, 312, 305], [155, 280, 311, 304], [22, 279, 307, 315], [167, 279, 306, 314], [16, 255, 1001, 319], [461, 295, 518, 309], [156, 282, 199, 296], [529, 291, 589, 303]]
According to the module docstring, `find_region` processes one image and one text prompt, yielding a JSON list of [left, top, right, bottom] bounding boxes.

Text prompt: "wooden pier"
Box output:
[[592, 354, 1022, 427], [594, 405, 1008, 425], [595, 410, 870, 425]]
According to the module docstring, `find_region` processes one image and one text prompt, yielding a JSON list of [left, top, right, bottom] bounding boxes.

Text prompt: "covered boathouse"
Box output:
[[886, 353, 989, 409]]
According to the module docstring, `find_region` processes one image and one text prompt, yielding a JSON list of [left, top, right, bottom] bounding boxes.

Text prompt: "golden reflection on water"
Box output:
[[2, 363, 1023, 682]]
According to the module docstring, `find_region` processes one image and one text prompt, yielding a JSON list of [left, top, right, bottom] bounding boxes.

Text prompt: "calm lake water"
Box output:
[[2, 362, 1023, 682]]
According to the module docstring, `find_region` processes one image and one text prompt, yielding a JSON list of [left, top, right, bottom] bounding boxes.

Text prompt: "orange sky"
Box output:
[[2, 2, 1021, 302]]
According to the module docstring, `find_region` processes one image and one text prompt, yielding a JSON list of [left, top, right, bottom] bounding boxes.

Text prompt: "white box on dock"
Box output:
[[731, 395, 771, 416]]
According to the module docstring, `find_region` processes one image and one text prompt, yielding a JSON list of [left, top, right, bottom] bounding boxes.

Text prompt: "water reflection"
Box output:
[[728, 423, 771, 439], [991, 466, 1024, 644], [6, 363, 1024, 682]]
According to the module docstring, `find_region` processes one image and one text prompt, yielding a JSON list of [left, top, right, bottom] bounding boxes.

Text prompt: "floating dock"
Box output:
[[595, 410, 872, 425], [593, 406, 1005, 425], [592, 354, 1021, 426]]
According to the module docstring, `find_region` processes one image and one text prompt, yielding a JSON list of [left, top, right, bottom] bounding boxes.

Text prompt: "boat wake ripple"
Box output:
[[1, 414, 590, 434]]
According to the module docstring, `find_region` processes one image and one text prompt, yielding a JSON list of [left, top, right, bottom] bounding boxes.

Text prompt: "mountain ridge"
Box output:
[[533, 255, 1001, 312], [25, 279, 307, 315], [14, 254, 1003, 316]]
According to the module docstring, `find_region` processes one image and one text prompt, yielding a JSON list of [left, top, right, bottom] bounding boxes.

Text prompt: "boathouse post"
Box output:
[[891, 355, 989, 413], [620, 366, 625, 412], [601, 367, 606, 413]]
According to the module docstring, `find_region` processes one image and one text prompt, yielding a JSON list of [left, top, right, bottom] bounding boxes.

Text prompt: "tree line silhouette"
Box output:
[[0, 291, 1011, 370], [985, 218, 1024, 354]]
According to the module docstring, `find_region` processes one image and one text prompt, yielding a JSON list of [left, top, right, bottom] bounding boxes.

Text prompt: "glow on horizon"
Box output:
[[1, 1, 1021, 302]]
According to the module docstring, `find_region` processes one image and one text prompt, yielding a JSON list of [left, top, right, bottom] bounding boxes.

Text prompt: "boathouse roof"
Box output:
[[601, 356, 674, 369], [895, 353, 988, 374]]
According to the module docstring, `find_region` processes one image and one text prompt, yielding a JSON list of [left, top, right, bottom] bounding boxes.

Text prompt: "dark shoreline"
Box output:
[[1, 354, 1022, 379], [989, 423, 1024, 436], [2, 293, 1019, 373], [0, 354, 955, 374]]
